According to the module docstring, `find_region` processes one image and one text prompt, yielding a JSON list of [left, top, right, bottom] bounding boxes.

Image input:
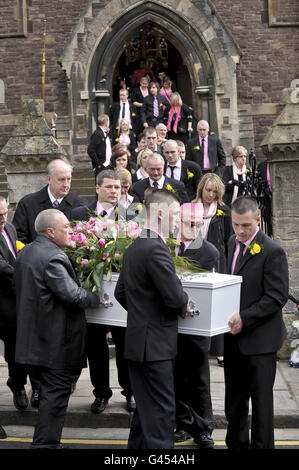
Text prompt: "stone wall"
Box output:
[[0, 0, 299, 155]]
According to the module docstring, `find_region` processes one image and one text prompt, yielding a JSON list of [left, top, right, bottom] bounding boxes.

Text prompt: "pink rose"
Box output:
[[80, 258, 88, 265], [102, 253, 109, 261], [97, 238, 105, 248]]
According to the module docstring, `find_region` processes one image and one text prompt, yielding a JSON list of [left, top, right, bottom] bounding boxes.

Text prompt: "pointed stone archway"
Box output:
[[59, 0, 241, 164]]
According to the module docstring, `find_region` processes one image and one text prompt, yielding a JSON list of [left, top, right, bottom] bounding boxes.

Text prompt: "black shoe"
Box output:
[[90, 397, 109, 414], [126, 395, 136, 413], [194, 431, 214, 449], [217, 358, 224, 367], [174, 428, 192, 443], [31, 389, 40, 408], [0, 425, 7, 439], [13, 389, 29, 411]]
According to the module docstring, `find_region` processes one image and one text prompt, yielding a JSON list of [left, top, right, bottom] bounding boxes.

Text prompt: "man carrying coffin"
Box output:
[[115, 188, 189, 449], [225, 195, 289, 449], [174, 203, 219, 448]]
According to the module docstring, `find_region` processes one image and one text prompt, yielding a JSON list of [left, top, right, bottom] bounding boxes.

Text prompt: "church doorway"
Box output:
[[111, 23, 193, 112]]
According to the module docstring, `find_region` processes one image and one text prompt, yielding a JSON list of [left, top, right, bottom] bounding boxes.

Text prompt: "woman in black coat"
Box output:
[[131, 76, 150, 135], [193, 172, 233, 365], [222, 146, 249, 206], [166, 92, 193, 145]]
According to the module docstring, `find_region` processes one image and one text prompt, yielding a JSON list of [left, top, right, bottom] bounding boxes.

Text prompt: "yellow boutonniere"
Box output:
[[186, 169, 194, 179], [136, 203, 143, 213], [115, 138, 119, 142], [165, 183, 173, 192], [126, 87, 130, 91], [216, 209, 224, 217], [249, 243, 262, 255], [159, 102, 163, 107], [245, 168, 249, 175], [131, 112, 136, 117], [193, 145, 200, 151], [16, 240, 25, 251]]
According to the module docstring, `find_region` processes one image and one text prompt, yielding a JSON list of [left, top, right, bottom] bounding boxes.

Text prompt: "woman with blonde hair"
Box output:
[[132, 148, 153, 183], [114, 167, 140, 208], [166, 92, 193, 144], [222, 146, 249, 206], [111, 118, 136, 155], [193, 172, 232, 366]]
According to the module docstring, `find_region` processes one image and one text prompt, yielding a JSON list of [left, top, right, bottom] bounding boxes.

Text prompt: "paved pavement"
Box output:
[[1, 349, 299, 431]]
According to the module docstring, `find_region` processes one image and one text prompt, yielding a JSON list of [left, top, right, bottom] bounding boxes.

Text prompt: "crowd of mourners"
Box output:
[[0, 57, 279, 451]]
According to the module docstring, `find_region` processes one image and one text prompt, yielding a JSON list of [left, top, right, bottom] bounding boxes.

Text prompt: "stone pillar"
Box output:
[[0, 97, 67, 209], [261, 88, 299, 358]]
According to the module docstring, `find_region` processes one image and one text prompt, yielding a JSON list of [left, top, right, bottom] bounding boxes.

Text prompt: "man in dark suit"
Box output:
[[87, 114, 112, 179], [144, 127, 163, 155], [187, 120, 226, 177], [12, 158, 87, 244], [133, 153, 189, 204], [114, 188, 189, 449], [140, 81, 170, 129], [14, 209, 100, 449], [163, 139, 202, 201], [109, 88, 138, 135], [174, 202, 219, 448], [0, 197, 28, 416], [71, 170, 136, 415], [225, 195, 289, 449]]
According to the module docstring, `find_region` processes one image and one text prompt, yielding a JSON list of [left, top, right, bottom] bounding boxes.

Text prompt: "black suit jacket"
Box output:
[[133, 176, 189, 204], [114, 228, 188, 362], [87, 127, 110, 169], [12, 185, 88, 244], [165, 159, 202, 201], [0, 223, 17, 327], [206, 203, 232, 273], [140, 94, 170, 126], [109, 102, 139, 134], [222, 165, 250, 206], [187, 135, 226, 176], [226, 230, 288, 355], [14, 235, 99, 369]]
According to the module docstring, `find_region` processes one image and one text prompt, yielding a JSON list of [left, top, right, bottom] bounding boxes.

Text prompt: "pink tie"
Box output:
[[153, 97, 159, 117]]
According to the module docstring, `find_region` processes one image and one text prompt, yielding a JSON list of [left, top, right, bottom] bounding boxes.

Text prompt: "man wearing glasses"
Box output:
[[174, 203, 219, 449]]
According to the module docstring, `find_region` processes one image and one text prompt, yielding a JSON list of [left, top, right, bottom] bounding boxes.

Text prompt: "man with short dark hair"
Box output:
[[14, 209, 101, 449], [224, 195, 289, 449], [140, 82, 170, 128], [115, 188, 189, 448], [109, 89, 138, 135], [71, 169, 136, 415], [12, 158, 87, 244], [88, 114, 112, 179]]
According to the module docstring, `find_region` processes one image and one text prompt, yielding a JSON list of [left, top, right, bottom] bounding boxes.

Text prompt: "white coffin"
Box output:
[[85, 272, 242, 337]]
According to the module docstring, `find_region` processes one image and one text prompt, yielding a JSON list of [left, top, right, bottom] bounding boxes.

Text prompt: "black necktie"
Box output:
[[152, 181, 158, 188], [234, 242, 245, 273], [122, 102, 125, 119], [100, 210, 107, 218], [201, 138, 204, 153], [53, 199, 59, 208], [178, 241, 185, 256], [168, 166, 175, 179]]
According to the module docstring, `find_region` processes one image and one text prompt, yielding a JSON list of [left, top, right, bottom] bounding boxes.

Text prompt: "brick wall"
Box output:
[[0, 0, 299, 152]]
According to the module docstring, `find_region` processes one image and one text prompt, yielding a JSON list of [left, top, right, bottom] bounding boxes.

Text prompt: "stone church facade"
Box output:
[[0, 0, 299, 164]]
